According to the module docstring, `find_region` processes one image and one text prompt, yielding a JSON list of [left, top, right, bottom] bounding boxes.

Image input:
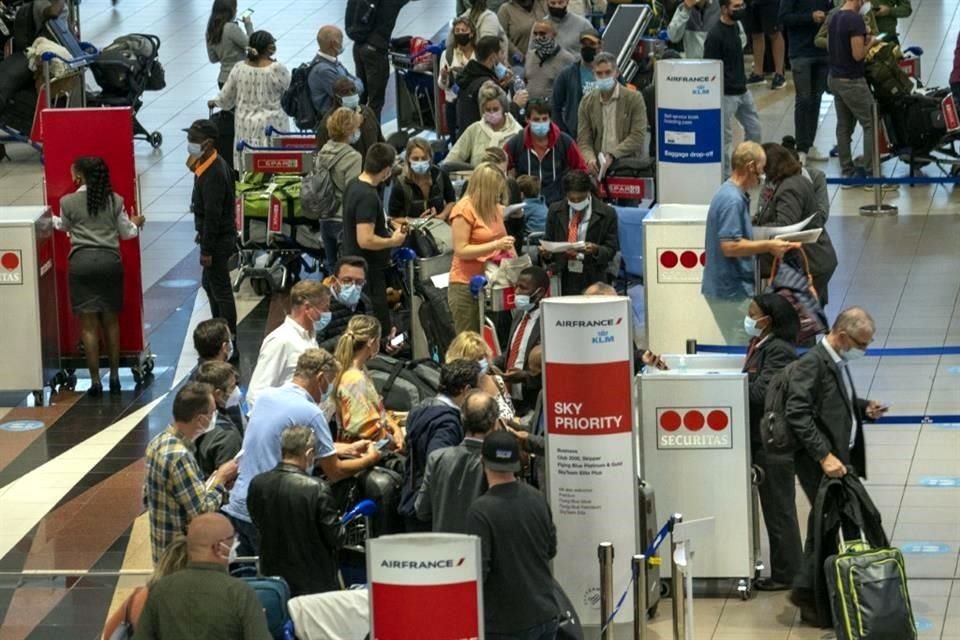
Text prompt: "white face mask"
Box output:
[[569, 198, 590, 212], [845, 347, 866, 361], [199, 411, 218, 437], [219, 540, 238, 564], [743, 315, 763, 337], [225, 341, 234, 361]]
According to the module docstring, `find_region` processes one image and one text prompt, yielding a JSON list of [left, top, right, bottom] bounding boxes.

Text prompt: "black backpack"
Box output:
[[759, 360, 803, 454], [345, 0, 378, 42], [281, 60, 320, 130]]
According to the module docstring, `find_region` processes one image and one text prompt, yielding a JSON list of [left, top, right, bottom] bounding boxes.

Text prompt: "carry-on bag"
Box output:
[[638, 478, 661, 616], [825, 526, 917, 640], [242, 576, 292, 640], [366, 355, 440, 412]]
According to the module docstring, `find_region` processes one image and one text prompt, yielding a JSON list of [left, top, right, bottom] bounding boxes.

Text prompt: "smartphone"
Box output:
[[239, 8, 254, 18], [376, 437, 393, 451], [390, 333, 406, 348]]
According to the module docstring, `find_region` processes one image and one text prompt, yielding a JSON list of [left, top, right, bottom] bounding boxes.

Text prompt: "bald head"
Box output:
[[462, 390, 499, 436], [187, 513, 234, 565], [317, 25, 344, 56], [832, 306, 875, 335], [584, 282, 617, 296]]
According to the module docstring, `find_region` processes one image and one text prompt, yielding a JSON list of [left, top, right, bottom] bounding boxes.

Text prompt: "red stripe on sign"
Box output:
[[545, 361, 632, 435], [372, 581, 479, 640]]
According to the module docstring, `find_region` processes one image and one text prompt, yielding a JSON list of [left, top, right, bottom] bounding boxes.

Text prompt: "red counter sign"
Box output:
[[657, 248, 706, 284], [657, 407, 733, 449], [368, 534, 483, 640], [546, 361, 632, 435]]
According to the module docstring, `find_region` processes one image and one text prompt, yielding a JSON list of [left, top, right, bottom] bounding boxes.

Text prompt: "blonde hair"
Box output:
[[446, 331, 490, 363], [150, 536, 189, 587], [333, 315, 381, 393], [326, 107, 363, 142], [477, 80, 508, 114], [402, 138, 433, 180], [465, 162, 506, 224], [731, 141, 765, 173], [481, 147, 507, 166]]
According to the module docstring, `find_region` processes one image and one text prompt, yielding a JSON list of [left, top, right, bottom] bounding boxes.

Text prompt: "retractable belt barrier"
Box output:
[[825, 175, 960, 186]]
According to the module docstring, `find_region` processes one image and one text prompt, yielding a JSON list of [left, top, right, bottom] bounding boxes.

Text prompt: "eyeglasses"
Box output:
[[533, 31, 551, 37], [337, 277, 366, 288], [844, 332, 871, 350]]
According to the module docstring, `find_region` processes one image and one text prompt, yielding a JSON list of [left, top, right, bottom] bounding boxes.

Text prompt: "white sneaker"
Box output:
[[806, 145, 829, 162], [798, 151, 808, 165]]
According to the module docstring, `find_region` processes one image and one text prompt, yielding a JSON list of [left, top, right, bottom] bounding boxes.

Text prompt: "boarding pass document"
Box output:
[[753, 214, 815, 241], [540, 240, 586, 253]]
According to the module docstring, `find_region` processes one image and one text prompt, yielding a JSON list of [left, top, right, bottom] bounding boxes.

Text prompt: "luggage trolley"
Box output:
[[389, 38, 442, 136], [264, 125, 317, 149], [233, 143, 322, 295]]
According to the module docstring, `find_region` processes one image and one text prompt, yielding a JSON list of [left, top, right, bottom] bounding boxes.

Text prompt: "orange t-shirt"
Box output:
[[448, 197, 507, 285]]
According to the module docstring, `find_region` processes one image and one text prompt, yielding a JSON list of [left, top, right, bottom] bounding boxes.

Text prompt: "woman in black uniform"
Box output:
[[58, 157, 145, 396]]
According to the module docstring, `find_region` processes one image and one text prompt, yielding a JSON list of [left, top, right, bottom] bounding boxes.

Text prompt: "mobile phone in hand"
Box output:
[[240, 8, 254, 18], [390, 333, 406, 348], [376, 437, 392, 451]]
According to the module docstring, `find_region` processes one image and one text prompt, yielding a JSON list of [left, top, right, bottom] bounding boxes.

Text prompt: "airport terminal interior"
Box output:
[[0, 0, 959, 638]]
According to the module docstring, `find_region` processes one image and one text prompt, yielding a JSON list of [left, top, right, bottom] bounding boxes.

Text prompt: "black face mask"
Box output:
[[454, 33, 472, 46], [548, 6, 567, 19], [580, 46, 597, 63], [730, 7, 746, 20]]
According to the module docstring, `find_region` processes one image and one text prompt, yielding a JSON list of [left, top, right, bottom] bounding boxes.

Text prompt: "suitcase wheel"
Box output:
[[149, 131, 163, 149]]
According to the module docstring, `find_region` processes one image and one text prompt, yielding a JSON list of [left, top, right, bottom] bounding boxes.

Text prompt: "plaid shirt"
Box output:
[[144, 425, 226, 563]]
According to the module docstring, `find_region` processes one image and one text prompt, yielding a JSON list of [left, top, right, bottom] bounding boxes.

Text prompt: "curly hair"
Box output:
[[72, 156, 112, 217]]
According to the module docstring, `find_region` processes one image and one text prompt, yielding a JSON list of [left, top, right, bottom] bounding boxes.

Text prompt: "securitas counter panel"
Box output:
[[541, 296, 639, 637]]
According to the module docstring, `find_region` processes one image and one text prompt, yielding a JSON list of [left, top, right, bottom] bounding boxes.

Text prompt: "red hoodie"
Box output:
[[503, 121, 588, 204]]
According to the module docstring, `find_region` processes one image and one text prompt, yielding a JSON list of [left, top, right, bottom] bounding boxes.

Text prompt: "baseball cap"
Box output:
[[481, 430, 521, 473], [580, 30, 601, 46], [183, 119, 219, 141]]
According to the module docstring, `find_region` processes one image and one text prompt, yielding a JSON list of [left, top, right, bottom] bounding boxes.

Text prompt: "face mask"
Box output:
[[410, 160, 431, 174], [859, 1, 872, 15], [580, 46, 597, 64], [494, 62, 509, 79], [197, 412, 217, 438], [454, 33, 472, 46], [478, 358, 490, 374], [314, 311, 332, 333], [225, 340, 234, 361], [595, 76, 616, 93], [743, 315, 763, 337], [483, 110, 504, 126], [187, 142, 203, 157], [548, 6, 567, 19], [219, 541, 238, 564], [349, 129, 361, 144], [338, 282, 362, 307], [730, 7, 746, 20], [336, 45, 345, 56], [341, 94, 360, 110], [569, 198, 590, 211], [515, 294, 534, 311], [530, 121, 551, 137]]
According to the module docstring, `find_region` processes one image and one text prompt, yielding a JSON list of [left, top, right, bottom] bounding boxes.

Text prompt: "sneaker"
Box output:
[[863, 181, 899, 193], [806, 145, 829, 161], [798, 151, 808, 165], [841, 170, 864, 189], [770, 73, 786, 90], [747, 73, 765, 85], [830, 145, 839, 158]]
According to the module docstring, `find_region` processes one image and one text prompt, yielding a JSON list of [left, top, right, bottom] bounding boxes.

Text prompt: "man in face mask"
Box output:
[[318, 255, 400, 353], [551, 31, 600, 136], [246, 280, 332, 411], [193, 361, 244, 480], [308, 25, 365, 117], [496, 266, 550, 411], [523, 20, 577, 100], [785, 306, 887, 625], [704, 0, 763, 178], [186, 119, 239, 350], [544, 0, 597, 55]]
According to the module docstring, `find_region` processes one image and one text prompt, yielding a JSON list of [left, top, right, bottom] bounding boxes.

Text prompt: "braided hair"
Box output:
[[246, 30, 276, 61], [72, 156, 112, 217]]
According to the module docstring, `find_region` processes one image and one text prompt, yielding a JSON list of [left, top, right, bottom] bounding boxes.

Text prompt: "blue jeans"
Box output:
[[318, 220, 342, 270], [722, 92, 763, 177], [790, 56, 829, 152], [487, 619, 559, 640]]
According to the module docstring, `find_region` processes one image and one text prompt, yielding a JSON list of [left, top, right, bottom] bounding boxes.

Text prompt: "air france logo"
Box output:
[[381, 558, 466, 569], [665, 75, 716, 83], [555, 318, 622, 328]]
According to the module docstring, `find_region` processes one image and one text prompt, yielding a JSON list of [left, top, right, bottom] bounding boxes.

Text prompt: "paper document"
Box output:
[[597, 152, 610, 182], [430, 272, 450, 288], [539, 240, 586, 253], [775, 228, 822, 243], [752, 214, 815, 241], [503, 203, 525, 218]]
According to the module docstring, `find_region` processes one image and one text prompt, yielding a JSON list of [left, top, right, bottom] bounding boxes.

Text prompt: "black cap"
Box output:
[[183, 119, 219, 141], [481, 431, 521, 473]]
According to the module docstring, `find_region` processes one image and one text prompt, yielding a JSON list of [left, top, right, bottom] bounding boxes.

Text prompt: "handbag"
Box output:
[[107, 587, 141, 640], [765, 248, 828, 344], [484, 253, 532, 287]]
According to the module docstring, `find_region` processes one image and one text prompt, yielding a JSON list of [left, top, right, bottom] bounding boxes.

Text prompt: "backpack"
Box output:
[[345, 0, 379, 43], [281, 60, 320, 130], [759, 360, 803, 454], [865, 42, 914, 100], [301, 147, 350, 220]]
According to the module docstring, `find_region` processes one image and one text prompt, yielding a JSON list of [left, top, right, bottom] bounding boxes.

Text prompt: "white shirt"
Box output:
[[246, 315, 317, 410], [821, 338, 858, 448]]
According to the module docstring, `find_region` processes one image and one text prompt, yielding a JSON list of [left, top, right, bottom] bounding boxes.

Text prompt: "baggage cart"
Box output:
[[389, 40, 441, 135]]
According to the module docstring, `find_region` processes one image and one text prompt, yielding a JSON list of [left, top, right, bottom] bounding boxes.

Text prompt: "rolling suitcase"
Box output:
[[242, 576, 292, 640], [825, 527, 917, 640], [638, 478, 661, 617]]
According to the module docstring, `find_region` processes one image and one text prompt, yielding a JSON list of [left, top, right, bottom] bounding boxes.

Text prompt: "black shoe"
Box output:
[[747, 72, 765, 84], [789, 588, 822, 626], [754, 577, 790, 591], [88, 383, 103, 397], [109, 377, 122, 394]]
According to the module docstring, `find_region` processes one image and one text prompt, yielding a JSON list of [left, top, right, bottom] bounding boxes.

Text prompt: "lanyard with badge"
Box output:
[[567, 206, 589, 273]]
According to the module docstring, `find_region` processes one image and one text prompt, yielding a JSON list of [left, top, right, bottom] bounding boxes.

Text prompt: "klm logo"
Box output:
[[692, 84, 709, 95], [592, 330, 614, 345]]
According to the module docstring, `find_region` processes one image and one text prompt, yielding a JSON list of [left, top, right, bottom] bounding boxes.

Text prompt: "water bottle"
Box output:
[[512, 76, 526, 93]]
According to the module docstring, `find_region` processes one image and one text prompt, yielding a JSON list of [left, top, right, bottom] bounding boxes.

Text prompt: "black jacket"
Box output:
[[354, 0, 408, 50], [542, 196, 619, 295], [191, 154, 237, 257], [399, 398, 463, 517], [743, 336, 798, 447], [784, 342, 869, 477], [456, 60, 500, 130], [193, 413, 243, 479], [247, 463, 343, 597], [495, 309, 542, 409], [317, 283, 374, 352]]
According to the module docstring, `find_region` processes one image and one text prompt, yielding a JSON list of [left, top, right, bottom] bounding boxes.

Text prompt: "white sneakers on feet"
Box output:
[[805, 145, 829, 161], [798, 151, 807, 165]]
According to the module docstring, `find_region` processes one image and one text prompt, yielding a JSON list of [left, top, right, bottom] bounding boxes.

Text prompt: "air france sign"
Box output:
[[657, 407, 733, 449]]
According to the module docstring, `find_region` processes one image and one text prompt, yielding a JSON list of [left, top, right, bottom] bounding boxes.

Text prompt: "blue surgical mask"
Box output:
[[349, 130, 361, 144], [845, 348, 866, 362], [743, 315, 763, 337], [410, 160, 431, 175], [314, 311, 332, 334], [341, 94, 360, 110], [530, 121, 551, 137], [494, 62, 508, 79], [338, 282, 362, 308], [478, 358, 489, 374], [514, 294, 534, 311], [187, 141, 203, 157], [595, 76, 616, 93]]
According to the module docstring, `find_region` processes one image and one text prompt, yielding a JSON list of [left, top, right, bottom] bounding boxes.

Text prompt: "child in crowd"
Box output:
[[516, 175, 548, 237]]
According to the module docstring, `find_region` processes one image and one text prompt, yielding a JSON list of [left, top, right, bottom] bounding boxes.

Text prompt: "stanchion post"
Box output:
[[633, 554, 648, 640], [685, 339, 697, 355], [599, 542, 615, 640], [670, 514, 685, 640], [860, 101, 898, 217]]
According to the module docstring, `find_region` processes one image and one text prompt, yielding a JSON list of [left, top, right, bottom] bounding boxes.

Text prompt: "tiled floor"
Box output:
[[0, 0, 959, 638]]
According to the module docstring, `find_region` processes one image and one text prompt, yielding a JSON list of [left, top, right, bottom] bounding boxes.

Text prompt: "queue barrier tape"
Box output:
[[693, 344, 960, 357], [824, 175, 960, 186]]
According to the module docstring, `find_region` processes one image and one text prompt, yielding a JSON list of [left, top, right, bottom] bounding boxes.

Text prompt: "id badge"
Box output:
[[569, 257, 584, 274]]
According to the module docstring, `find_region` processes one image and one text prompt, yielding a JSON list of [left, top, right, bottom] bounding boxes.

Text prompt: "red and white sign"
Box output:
[[234, 196, 245, 233], [275, 136, 317, 149], [599, 176, 655, 201], [657, 248, 706, 284], [268, 196, 283, 233], [656, 406, 733, 449], [249, 151, 306, 174], [898, 57, 921, 81], [368, 534, 482, 640], [942, 94, 960, 133], [542, 297, 638, 630], [0, 250, 23, 285]]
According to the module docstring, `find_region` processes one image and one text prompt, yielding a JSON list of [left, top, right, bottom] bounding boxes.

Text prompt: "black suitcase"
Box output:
[[366, 355, 439, 412], [361, 466, 404, 537]]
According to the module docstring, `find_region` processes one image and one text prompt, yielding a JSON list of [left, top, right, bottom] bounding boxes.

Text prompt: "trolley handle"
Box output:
[[235, 140, 312, 153], [40, 49, 99, 68], [264, 125, 316, 137]]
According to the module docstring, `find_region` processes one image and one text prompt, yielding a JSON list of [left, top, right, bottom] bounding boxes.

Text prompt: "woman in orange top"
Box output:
[[448, 162, 516, 334]]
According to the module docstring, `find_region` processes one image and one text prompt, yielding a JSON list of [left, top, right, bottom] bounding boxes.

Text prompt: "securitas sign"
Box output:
[[656, 407, 733, 449], [380, 558, 466, 570]]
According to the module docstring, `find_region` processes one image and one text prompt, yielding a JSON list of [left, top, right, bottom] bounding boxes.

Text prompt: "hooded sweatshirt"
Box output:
[[456, 60, 502, 129], [446, 113, 524, 166], [504, 121, 588, 204]]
